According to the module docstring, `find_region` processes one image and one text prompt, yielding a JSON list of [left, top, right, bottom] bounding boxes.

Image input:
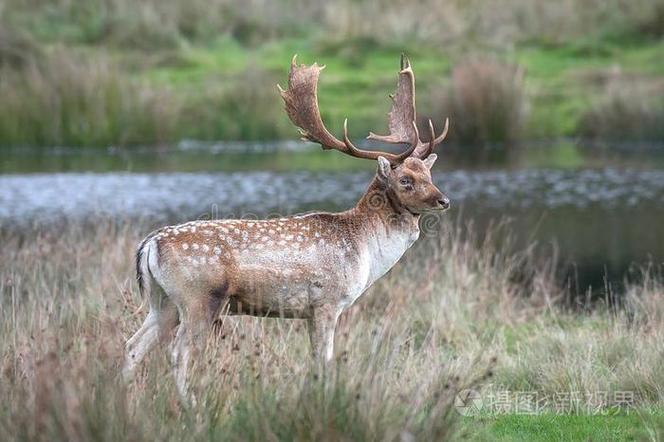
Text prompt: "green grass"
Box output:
[[515, 37, 664, 139], [145, 35, 664, 141], [460, 411, 663, 441], [0, 1, 663, 147]]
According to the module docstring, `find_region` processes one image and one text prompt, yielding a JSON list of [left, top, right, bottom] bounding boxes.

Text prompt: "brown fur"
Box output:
[[123, 56, 450, 401]]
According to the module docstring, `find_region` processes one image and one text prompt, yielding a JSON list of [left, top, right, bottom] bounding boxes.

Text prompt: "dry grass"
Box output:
[[0, 49, 179, 147], [427, 57, 528, 149], [1, 0, 319, 48], [1, 219, 662, 440], [5, 0, 661, 48], [0, 24, 291, 146], [579, 71, 664, 143]]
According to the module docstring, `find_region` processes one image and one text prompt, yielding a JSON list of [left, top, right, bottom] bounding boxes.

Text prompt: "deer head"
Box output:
[[278, 54, 451, 213]]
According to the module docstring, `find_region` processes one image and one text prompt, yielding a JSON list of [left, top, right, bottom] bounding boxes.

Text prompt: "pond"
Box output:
[[1, 143, 663, 298]]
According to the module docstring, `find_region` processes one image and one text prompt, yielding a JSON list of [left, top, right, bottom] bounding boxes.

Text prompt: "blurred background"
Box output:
[[1, 0, 663, 299]]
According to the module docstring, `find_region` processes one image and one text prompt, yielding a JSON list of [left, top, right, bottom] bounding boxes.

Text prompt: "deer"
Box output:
[[123, 55, 451, 400]]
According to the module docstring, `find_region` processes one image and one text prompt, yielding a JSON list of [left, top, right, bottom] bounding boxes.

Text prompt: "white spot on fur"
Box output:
[[213, 246, 221, 255], [182, 243, 189, 250], [192, 243, 199, 250]]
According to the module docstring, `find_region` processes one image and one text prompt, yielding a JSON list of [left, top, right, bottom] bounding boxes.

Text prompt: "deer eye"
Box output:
[[399, 177, 412, 186]]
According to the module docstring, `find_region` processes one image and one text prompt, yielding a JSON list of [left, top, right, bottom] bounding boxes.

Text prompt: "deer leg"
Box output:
[[123, 297, 178, 380], [171, 288, 227, 403], [123, 311, 159, 379], [171, 320, 192, 401], [308, 306, 341, 363]]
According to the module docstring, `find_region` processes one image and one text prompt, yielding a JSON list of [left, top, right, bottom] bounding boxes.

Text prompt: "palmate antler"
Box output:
[[278, 54, 449, 165]]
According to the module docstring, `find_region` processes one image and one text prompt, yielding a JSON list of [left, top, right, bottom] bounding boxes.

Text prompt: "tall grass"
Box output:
[[1, 219, 662, 440], [1, 0, 663, 146], [0, 50, 179, 147], [178, 64, 292, 142], [579, 72, 664, 143], [0, 48, 292, 146], [0, 221, 492, 440], [1, 0, 320, 48], [427, 57, 528, 150], [4, 0, 661, 48]]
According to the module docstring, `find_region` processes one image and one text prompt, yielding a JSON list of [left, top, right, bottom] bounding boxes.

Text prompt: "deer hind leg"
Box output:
[[123, 284, 179, 380], [308, 306, 342, 363], [171, 285, 229, 402]]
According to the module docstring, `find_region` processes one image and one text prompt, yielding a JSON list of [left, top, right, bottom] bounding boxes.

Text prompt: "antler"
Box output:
[[416, 116, 450, 159], [367, 54, 449, 160], [278, 55, 420, 165]]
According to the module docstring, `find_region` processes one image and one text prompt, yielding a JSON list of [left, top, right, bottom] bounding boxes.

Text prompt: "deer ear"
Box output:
[[422, 153, 438, 170], [376, 156, 391, 181]]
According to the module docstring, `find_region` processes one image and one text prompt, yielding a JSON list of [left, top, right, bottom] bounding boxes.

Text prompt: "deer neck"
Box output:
[[350, 176, 420, 287]]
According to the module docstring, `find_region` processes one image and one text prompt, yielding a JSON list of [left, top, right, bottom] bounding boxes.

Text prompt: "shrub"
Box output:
[[0, 23, 42, 69], [0, 50, 179, 147], [579, 75, 664, 143], [429, 57, 528, 148]]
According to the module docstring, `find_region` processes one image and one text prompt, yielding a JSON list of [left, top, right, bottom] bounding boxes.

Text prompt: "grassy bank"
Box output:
[[0, 0, 663, 148], [1, 220, 664, 440]]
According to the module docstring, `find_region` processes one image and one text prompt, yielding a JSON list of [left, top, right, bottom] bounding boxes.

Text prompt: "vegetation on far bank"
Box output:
[[0, 0, 663, 149], [1, 219, 664, 440]]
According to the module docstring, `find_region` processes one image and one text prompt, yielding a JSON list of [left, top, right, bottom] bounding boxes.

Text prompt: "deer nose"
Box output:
[[438, 197, 450, 209]]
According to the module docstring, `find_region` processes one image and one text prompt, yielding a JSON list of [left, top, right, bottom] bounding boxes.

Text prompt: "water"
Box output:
[[2, 145, 664, 296]]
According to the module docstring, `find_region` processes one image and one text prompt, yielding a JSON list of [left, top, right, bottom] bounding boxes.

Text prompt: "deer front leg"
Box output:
[[308, 306, 342, 362]]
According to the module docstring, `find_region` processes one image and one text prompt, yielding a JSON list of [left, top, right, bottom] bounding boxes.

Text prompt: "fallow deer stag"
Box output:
[[123, 55, 451, 399]]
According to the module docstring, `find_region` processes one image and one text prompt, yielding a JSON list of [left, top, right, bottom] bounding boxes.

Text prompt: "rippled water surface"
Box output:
[[2, 169, 664, 223], [2, 146, 664, 295]]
